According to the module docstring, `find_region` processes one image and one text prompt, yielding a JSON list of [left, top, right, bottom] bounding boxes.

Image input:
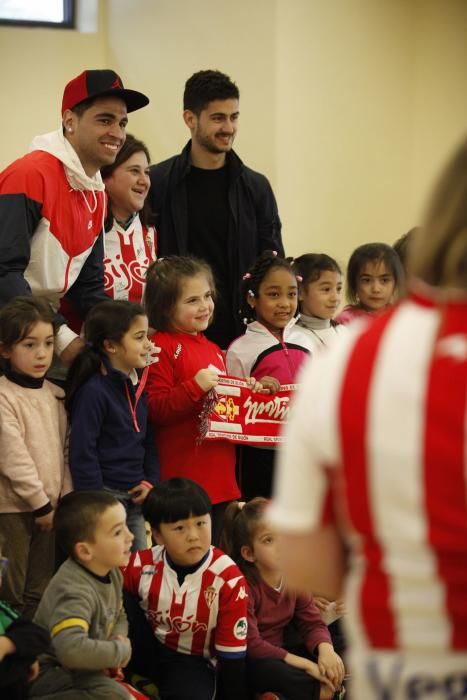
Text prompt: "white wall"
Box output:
[[274, 0, 415, 263], [106, 0, 277, 180], [409, 0, 467, 224], [0, 1, 108, 163]]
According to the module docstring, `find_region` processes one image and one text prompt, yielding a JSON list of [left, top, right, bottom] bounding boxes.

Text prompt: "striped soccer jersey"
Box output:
[[270, 290, 467, 695], [104, 215, 156, 302], [124, 545, 248, 661]]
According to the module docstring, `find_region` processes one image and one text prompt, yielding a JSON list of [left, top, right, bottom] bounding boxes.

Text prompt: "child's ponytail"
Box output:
[[220, 500, 245, 559], [221, 497, 269, 583], [64, 299, 145, 413], [65, 344, 102, 413]]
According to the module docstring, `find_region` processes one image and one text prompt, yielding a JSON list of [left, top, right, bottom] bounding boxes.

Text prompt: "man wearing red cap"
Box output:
[[0, 70, 149, 365]]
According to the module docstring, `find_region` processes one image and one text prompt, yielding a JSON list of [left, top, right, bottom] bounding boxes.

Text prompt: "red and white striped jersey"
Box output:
[[104, 215, 157, 303], [270, 291, 467, 686], [123, 545, 248, 661]]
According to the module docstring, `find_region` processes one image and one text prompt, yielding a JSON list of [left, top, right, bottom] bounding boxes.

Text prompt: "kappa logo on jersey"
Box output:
[[235, 585, 247, 601], [147, 609, 208, 635], [174, 343, 182, 360], [204, 586, 217, 608], [233, 617, 247, 640]]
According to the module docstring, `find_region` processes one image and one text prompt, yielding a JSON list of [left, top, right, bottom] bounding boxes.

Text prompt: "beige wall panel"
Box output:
[[0, 2, 108, 167], [106, 0, 277, 183]]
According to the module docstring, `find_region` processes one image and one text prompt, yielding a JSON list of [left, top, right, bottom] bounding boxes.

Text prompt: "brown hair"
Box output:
[[0, 296, 56, 371], [345, 242, 404, 305], [410, 139, 467, 290], [101, 133, 155, 229], [221, 497, 269, 583], [144, 256, 216, 331], [54, 491, 120, 558]]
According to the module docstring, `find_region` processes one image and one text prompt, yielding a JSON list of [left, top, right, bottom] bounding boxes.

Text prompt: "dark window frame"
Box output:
[[0, 0, 75, 29]]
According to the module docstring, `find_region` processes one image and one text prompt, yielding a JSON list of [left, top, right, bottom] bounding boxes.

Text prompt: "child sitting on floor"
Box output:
[[123, 478, 249, 700], [223, 498, 345, 700], [30, 491, 136, 700], [0, 550, 49, 700]]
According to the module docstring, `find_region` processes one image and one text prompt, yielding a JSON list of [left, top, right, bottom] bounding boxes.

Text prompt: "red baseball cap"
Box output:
[[62, 69, 149, 115]]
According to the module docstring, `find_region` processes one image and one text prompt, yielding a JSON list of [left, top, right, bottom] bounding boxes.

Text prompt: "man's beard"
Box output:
[[195, 130, 234, 154]]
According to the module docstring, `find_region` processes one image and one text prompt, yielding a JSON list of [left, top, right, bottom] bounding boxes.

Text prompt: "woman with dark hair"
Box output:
[[59, 135, 157, 335], [101, 134, 157, 304]]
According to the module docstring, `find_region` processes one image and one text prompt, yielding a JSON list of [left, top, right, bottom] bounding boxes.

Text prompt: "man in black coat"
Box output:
[[149, 70, 284, 348]]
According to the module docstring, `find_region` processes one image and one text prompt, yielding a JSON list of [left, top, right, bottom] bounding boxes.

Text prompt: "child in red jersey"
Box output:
[[223, 498, 345, 700], [144, 256, 263, 544], [123, 478, 248, 700]]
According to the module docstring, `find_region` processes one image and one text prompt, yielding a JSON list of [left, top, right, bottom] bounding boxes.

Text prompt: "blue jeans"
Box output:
[[103, 486, 148, 551]]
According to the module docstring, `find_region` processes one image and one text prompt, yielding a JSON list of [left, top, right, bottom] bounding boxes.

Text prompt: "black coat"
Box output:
[[149, 142, 284, 338]]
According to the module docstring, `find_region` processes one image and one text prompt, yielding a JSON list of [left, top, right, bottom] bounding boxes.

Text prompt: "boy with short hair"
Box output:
[[123, 478, 248, 700], [30, 491, 134, 699]]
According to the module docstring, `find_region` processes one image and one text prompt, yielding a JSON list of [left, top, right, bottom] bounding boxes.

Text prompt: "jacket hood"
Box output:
[[29, 128, 105, 193]]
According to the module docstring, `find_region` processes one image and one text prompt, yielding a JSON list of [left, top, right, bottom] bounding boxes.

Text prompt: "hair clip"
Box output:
[[242, 272, 252, 280], [156, 257, 164, 263], [247, 289, 255, 297], [238, 501, 246, 510], [296, 274, 303, 282]]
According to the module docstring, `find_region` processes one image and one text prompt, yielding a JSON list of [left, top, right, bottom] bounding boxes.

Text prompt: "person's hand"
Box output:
[[257, 375, 281, 394], [313, 595, 332, 612], [0, 635, 16, 661], [317, 642, 345, 688], [35, 511, 54, 532], [194, 369, 220, 393], [285, 653, 336, 692], [60, 337, 85, 367], [245, 376, 264, 392], [114, 635, 132, 668], [334, 598, 346, 616], [28, 660, 40, 682], [128, 483, 151, 505]]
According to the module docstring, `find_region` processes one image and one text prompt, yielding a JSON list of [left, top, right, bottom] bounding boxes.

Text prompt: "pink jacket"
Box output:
[[0, 377, 70, 513]]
